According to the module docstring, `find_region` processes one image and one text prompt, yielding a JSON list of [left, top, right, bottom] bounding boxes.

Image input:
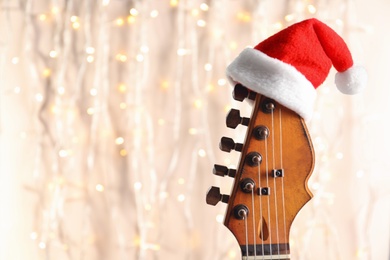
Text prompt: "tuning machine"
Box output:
[[206, 186, 229, 206], [233, 84, 256, 102], [213, 164, 236, 178], [226, 109, 250, 129], [219, 137, 243, 153]]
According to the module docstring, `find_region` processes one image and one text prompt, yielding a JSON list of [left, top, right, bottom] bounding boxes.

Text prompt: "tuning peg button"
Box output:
[[206, 186, 229, 206], [219, 137, 243, 153], [233, 84, 256, 102], [213, 164, 236, 178], [226, 109, 250, 129]]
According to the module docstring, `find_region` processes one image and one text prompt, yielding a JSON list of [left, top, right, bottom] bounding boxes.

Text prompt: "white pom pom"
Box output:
[[335, 65, 368, 94]]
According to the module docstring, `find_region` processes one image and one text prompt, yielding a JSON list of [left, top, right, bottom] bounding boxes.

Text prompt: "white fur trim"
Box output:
[[335, 65, 367, 94], [226, 48, 316, 121]]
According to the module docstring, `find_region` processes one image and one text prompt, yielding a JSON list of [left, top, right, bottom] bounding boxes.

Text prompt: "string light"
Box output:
[[86, 55, 94, 63], [228, 249, 237, 258], [30, 232, 38, 240], [119, 149, 127, 156], [170, 0, 179, 7], [72, 21, 80, 30], [140, 46, 149, 53], [206, 83, 215, 92], [117, 83, 127, 93], [197, 19, 206, 27], [335, 152, 344, 159], [59, 149, 69, 158], [38, 14, 47, 21], [217, 79, 226, 86], [285, 14, 295, 22], [116, 53, 128, 62], [198, 149, 206, 157], [134, 182, 142, 190], [177, 48, 188, 56], [236, 11, 251, 22], [200, 3, 209, 11], [115, 137, 124, 145], [127, 15, 136, 24], [95, 184, 104, 192], [177, 194, 185, 202], [160, 80, 169, 90], [89, 88, 98, 96], [11, 57, 19, 64], [136, 54, 144, 62], [49, 50, 57, 58], [116, 18, 125, 26], [204, 63, 212, 71], [229, 41, 237, 50], [35, 93, 44, 102], [144, 204, 152, 211], [86, 47, 95, 54], [307, 4, 317, 14], [177, 178, 185, 185], [273, 22, 283, 30], [51, 7, 60, 15], [57, 86, 65, 95], [42, 68, 51, 77], [215, 214, 224, 223], [14, 86, 21, 94], [193, 99, 203, 109], [129, 8, 138, 16], [191, 9, 200, 17], [150, 10, 159, 18], [119, 102, 127, 109], [188, 128, 197, 136], [86, 107, 94, 115]]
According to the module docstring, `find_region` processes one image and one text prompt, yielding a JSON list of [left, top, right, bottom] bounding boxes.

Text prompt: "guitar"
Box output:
[[207, 84, 315, 260]]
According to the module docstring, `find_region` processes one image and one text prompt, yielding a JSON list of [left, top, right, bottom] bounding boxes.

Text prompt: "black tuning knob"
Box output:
[[226, 109, 250, 129], [206, 186, 229, 206], [219, 137, 243, 153], [213, 164, 236, 178], [233, 84, 256, 102]]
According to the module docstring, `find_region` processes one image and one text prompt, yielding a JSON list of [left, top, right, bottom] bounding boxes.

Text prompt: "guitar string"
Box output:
[[279, 108, 288, 250], [271, 108, 280, 257], [264, 136, 272, 259], [251, 188, 257, 259], [244, 211, 249, 259], [257, 157, 264, 259]]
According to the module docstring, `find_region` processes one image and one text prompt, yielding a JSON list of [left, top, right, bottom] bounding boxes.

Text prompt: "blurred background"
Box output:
[[1, 0, 389, 259]]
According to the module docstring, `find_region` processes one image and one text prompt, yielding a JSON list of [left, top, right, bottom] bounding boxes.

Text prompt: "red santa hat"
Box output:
[[226, 18, 367, 121]]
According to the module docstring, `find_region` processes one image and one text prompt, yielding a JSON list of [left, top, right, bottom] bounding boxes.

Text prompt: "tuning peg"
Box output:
[[219, 137, 243, 153], [206, 186, 229, 206], [213, 164, 236, 178], [226, 109, 250, 129], [233, 84, 256, 102]]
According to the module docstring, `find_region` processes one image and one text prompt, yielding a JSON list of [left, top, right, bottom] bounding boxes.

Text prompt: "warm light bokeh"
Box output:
[[0, 1, 389, 259]]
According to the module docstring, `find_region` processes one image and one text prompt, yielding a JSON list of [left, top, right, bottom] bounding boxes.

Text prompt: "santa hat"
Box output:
[[226, 18, 368, 121]]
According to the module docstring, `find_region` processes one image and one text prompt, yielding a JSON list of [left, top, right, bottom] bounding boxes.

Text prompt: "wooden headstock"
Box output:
[[207, 84, 315, 260]]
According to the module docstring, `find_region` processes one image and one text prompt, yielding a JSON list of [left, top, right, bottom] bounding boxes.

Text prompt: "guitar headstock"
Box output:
[[207, 84, 315, 259]]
